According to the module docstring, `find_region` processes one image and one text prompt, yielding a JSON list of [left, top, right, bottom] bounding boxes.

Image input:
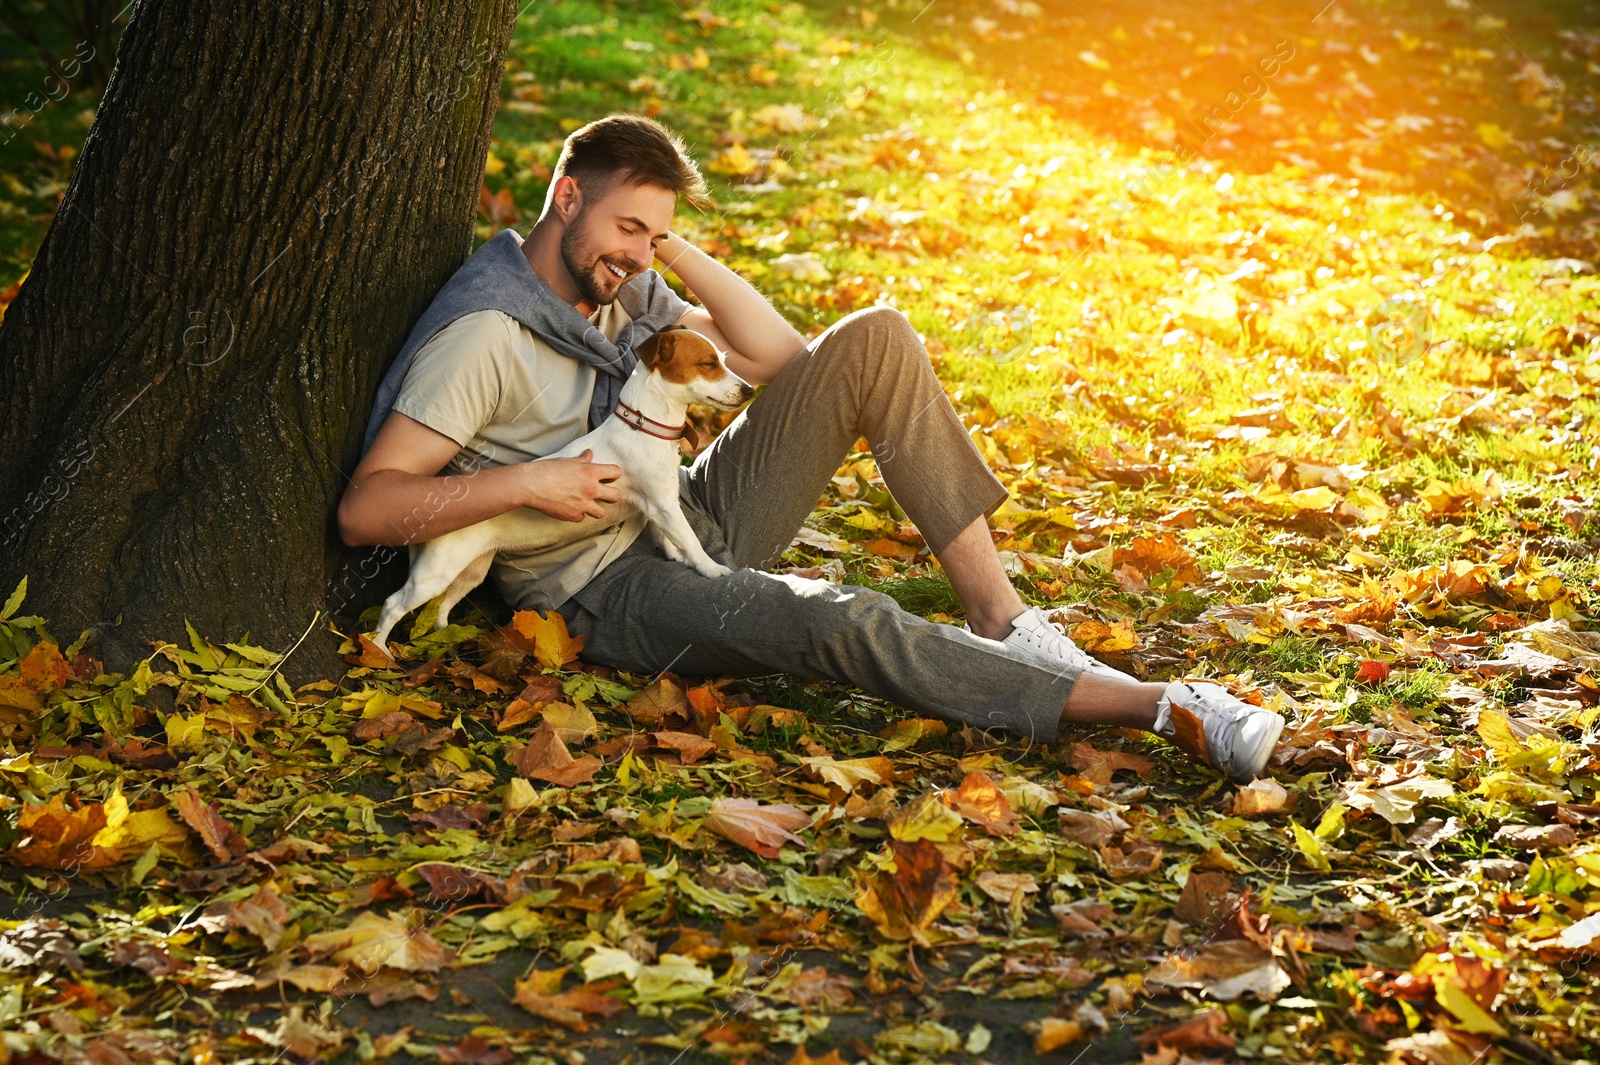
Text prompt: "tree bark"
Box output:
[[0, 0, 517, 683]]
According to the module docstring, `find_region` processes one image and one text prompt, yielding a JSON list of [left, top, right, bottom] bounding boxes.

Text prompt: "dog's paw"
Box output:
[[694, 560, 733, 578]]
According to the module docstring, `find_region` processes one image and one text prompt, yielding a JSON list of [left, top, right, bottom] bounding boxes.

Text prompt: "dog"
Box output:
[[368, 325, 754, 653]]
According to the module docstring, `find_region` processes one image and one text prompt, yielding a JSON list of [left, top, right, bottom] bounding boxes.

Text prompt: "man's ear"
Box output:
[[553, 175, 582, 221]]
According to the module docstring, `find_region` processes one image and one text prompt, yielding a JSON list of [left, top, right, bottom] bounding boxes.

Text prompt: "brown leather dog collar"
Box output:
[[612, 400, 700, 449]]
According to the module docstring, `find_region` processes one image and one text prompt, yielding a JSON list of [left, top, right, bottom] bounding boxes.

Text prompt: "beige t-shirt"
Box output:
[[390, 303, 657, 613]]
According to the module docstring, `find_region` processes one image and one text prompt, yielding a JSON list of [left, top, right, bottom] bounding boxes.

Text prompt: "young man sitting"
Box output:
[[337, 114, 1285, 784]]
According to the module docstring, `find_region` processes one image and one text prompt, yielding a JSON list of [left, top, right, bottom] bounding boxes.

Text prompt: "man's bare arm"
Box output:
[[654, 232, 807, 385], [337, 412, 622, 547]]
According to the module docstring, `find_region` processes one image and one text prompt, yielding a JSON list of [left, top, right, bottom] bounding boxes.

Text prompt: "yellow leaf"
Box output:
[[1432, 973, 1508, 1037], [887, 792, 964, 843], [484, 153, 506, 176], [1477, 122, 1512, 150], [1477, 710, 1524, 759], [510, 609, 585, 669], [1290, 821, 1331, 871]]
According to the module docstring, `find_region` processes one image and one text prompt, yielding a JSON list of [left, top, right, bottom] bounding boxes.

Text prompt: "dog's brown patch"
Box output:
[[638, 326, 725, 385]]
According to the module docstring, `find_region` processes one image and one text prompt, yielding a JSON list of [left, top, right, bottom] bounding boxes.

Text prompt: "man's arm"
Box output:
[[654, 232, 808, 386], [336, 412, 623, 547]]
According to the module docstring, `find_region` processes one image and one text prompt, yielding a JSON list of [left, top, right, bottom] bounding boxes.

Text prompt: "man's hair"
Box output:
[[550, 114, 710, 212]]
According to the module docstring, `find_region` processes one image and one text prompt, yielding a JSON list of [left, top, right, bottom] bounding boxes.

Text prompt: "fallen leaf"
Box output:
[[854, 839, 958, 944], [301, 910, 455, 974], [704, 798, 811, 858], [509, 721, 602, 787]]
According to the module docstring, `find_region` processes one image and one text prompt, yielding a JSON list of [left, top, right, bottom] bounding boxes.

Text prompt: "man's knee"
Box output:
[[822, 305, 924, 366]]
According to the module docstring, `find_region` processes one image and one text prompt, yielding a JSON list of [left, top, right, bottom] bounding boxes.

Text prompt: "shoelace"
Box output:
[[1011, 622, 1098, 670]]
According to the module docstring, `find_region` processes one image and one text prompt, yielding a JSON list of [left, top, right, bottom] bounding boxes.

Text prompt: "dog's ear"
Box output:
[[636, 328, 682, 368]]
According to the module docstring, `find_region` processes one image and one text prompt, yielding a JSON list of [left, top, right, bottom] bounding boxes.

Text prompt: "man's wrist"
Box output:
[[657, 232, 693, 273]]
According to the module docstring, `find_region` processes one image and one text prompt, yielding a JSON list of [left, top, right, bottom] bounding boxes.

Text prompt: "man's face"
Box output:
[[558, 178, 677, 307]]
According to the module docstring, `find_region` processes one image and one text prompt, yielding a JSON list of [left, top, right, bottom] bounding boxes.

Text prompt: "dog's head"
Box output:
[[635, 325, 755, 411]]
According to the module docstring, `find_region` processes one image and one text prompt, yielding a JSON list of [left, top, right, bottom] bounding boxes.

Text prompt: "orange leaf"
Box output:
[[512, 979, 626, 1031], [1354, 659, 1391, 683], [943, 771, 1017, 836], [1062, 742, 1155, 786], [19, 641, 71, 694], [509, 610, 584, 669], [9, 792, 106, 869]]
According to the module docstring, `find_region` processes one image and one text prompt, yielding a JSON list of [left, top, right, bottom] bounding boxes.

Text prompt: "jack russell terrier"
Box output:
[[369, 324, 754, 654]]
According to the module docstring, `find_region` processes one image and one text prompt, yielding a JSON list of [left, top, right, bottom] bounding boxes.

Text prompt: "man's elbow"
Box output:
[[336, 492, 370, 548]]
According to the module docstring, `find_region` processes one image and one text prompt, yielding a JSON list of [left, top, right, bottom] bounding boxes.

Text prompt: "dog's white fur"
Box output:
[[369, 326, 752, 652]]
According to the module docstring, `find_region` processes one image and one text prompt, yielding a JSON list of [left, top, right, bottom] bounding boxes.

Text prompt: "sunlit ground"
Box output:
[[3, 1, 1600, 1062]]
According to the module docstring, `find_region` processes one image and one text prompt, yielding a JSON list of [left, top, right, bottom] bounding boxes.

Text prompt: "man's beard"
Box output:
[[560, 217, 634, 307]]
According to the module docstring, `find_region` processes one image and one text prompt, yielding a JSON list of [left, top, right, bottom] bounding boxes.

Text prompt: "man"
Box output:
[[338, 114, 1284, 783]]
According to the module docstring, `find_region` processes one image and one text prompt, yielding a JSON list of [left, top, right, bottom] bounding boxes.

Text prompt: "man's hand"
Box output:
[[523, 448, 623, 522]]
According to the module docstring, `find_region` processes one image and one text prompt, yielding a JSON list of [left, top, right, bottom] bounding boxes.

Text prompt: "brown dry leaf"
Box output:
[[226, 884, 291, 950], [511, 979, 627, 1031], [301, 910, 455, 975], [944, 770, 1017, 836], [1069, 619, 1140, 654], [175, 785, 248, 861], [1053, 899, 1115, 938], [1174, 872, 1238, 926], [509, 609, 585, 669], [784, 966, 857, 1011], [1058, 806, 1131, 848], [1062, 742, 1154, 786], [349, 633, 399, 666], [1145, 939, 1290, 1001], [704, 798, 811, 858], [653, 730, 717, 764], [1160, 703, 1212, 766], [853, 839, 958, 944], [625, 678, 689, 727], [508, 721, 601, 787], [1133, 1009, 1235, 1053], [975, 870, 1039, 904]]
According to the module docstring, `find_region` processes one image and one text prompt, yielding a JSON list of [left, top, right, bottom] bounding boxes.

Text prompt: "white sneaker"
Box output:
[[1154, 680, 1284, 784], [966, 606, 1121, 679]]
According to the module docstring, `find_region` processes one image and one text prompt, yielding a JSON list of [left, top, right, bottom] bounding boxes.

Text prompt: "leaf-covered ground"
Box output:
[[4, 1, 1600, 1062]]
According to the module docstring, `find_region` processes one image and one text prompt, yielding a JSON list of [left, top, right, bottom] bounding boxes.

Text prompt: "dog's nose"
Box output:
[[738, 382, 755, 401]]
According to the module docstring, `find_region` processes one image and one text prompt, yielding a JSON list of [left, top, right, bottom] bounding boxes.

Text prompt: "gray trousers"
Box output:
[[555, 306, 1079, 747]]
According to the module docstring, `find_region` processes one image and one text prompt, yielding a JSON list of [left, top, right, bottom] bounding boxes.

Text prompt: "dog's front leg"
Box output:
[[646, 503, 731, 578], [647, 519, 688, 563]]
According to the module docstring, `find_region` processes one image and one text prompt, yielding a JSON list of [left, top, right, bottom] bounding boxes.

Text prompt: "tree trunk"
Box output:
[[0, 0, 517, 684]]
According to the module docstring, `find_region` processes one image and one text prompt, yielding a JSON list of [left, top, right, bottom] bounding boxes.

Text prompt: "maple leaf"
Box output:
[[1354, 659, 1392, 683], [703, 798, 810, 858], [507, 609, 584, 669], [853, 839, 958, 944], [625, 677, 689, 727], [511, 979, 627, 1031], [1068, 618, 1139, 654], [1061, 741, 1155, 786], [301, 910, 455, 975]]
